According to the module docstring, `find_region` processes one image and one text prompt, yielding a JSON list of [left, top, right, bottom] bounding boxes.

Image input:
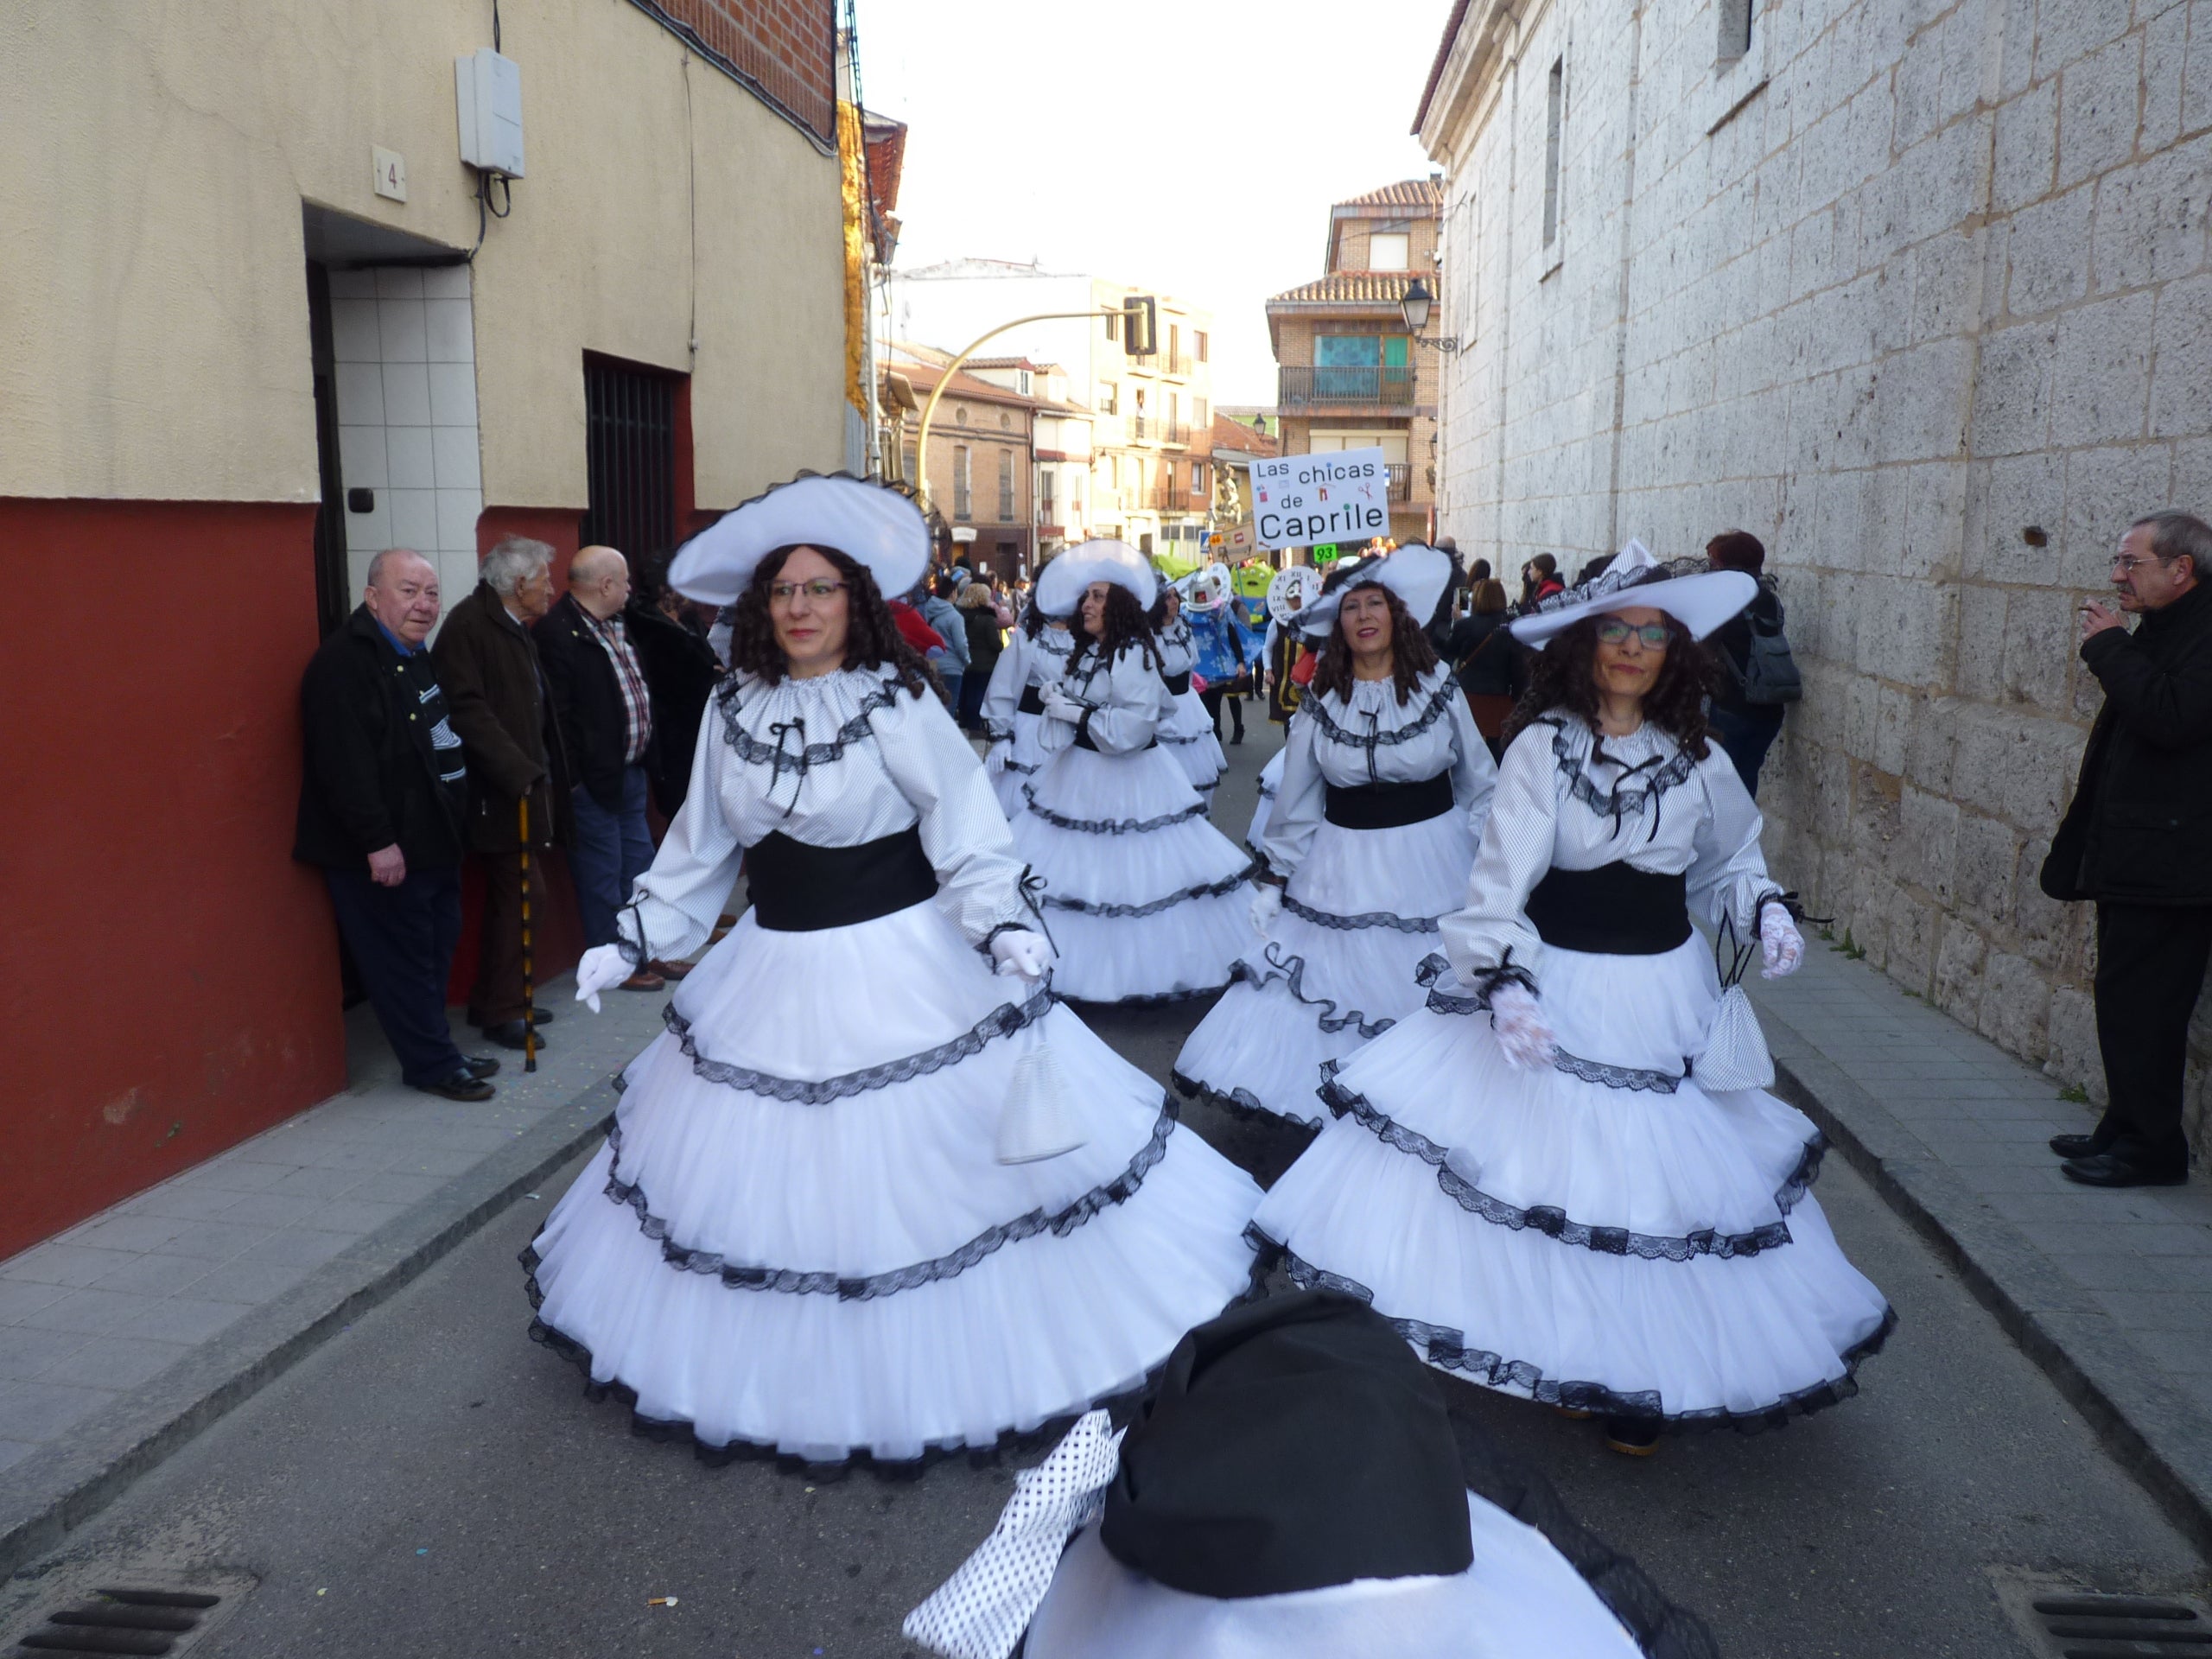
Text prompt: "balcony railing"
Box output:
[[1387, 462, 1412, 502], [1277, 365, 1415, 407], [1149, 482, 1201, 512], [1156, 350, 1195, 377], [1126, 415, 1192, 446]]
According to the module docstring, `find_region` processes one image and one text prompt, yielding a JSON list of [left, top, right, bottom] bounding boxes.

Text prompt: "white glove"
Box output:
[[1040, 686, 1086, 724], [575, 944, 632, 1014], [1249, 884, 1283, 938], [1489, 983, 1556, 1071], [990, 929, 1057, 982], [1760, 908, 1804, 979], [985, 741, 1012, 779]]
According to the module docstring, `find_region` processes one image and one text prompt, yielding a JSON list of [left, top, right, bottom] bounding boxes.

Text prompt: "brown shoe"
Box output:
[[647, 958, 694, 981], [620, 969, 666, 993]]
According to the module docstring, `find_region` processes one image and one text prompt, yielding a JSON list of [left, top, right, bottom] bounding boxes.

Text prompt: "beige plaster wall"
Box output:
[[0, 0, 843, 511]]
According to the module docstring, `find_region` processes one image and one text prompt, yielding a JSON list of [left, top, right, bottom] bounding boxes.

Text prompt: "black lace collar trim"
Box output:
[[1251, 1225, 1895, 1428], [1302, 678, 1456, 751], [659, 983, 1052, 1103], [716, 672, 902, 777], [595, 1093, 1182, 1300], [1317, 1065, 1826, 1262], [1543, 716, 1700, 830]]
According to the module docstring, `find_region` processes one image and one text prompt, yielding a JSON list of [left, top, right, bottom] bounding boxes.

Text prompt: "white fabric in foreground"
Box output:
[[1018, 1491, 1643, 1659], [902, 1409, 1123, 1659], [669, 474, 931, 605]]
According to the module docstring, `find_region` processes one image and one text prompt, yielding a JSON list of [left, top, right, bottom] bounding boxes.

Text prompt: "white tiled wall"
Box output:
[[329, 266, 483, 620]]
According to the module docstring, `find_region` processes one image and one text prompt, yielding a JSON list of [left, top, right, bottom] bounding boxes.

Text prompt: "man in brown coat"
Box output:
[[432, 536, 573, 1050]]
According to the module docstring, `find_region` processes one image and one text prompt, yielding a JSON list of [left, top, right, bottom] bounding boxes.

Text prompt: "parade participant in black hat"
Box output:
[[1252, 541, 1893, 1457], [530, 476, 1261, 1466]]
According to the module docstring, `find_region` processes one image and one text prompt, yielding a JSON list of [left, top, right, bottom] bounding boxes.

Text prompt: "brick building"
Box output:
[[1418, 0, 2212, 1139], [884, 346, 1038, 579], [1265, 181, 1444, 550], [1, 0, 849, 1255]]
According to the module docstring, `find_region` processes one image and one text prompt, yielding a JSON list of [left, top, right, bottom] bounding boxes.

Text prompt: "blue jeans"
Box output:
[[570, 766, 655, 949], [1707, 703, 1786, 800], [324, 864, 466, 1087]]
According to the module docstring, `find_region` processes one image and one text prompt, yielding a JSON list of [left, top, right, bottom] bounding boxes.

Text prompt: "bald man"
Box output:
[[536, 546, 666, 989]]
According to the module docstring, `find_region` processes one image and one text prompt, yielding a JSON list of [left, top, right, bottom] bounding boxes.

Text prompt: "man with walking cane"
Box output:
[[434, 537, 572, 1052]]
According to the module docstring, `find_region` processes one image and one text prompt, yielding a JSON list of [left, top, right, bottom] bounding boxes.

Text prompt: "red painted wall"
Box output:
[[0, 498, 345, 1259]]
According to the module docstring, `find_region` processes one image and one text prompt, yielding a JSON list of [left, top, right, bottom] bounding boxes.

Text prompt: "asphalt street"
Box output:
[[3, 707, 2205, 1659]]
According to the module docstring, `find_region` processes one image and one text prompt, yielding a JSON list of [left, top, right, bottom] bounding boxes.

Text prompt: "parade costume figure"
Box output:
[[1177, 547, 1497, 1126], [1151, 584, 1228, 803], [981, 601, 1077, 823], [1262, 566, 1322, 728], [1009, 542, 1255, 1006], [906, 1293, 1711, 1659], [1251, 543, 1892, 1454], [1185, 563, 1250, 746], [528, 479, 1262, 1465]]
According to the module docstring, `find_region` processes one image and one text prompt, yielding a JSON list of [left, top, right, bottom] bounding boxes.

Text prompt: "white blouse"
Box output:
[[1037, 639, 1173, 758], [1440, 714, 1783, 992], [616, 664, 1033, 963], [1154, 614, 1197, 678], [980, 622, 1077, 741], [1261, 664, 1497, 880]]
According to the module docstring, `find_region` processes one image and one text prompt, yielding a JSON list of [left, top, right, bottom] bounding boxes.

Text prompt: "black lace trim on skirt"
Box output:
[[658, 984, 1052, 1103], [597, 1093, 1181, 1300], [1038, 869, 1249, 918], [520, 1241, 1271, 1476], [1172, 1067, 1328, 1131], [1020, 790, 1209, 835], [1283, 893, 1443, 935], [1550, 1048, 1683, 1094], [1415, 950, 1538, 1012], [1249, 1225, 1896, 1430], [1317, 1070, 1827, 1262], [1228, 946, 1398, 1039]]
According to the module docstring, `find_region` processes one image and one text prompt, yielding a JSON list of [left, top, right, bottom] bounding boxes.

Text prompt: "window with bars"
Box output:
[[1039, 467, 1056, 519], [953, 445, 972, 520], [579, 357, 679, 569], [998, 449, 1015, 521]]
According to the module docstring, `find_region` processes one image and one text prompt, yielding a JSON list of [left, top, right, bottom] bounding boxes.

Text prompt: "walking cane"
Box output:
[[518, 795, 537, 1073]]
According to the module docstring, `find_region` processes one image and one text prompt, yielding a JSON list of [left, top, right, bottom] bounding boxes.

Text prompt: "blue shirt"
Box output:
[[372, 615, 418, 657]]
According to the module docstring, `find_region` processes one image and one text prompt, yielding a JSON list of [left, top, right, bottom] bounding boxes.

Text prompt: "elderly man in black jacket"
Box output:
[[296, 549, 496, 1102], [2041, 510, 2212, 1187], [433, 536, 571, 1051]]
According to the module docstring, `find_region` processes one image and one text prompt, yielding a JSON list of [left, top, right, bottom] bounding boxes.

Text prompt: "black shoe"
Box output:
[[467, 1008, 554, 1027], [1230, 731, 1243, 744], [415, 1071, 496, 1102], [1602, 1416, 1662, 1456], [480, 1020, 549, 1052], [2049, 1131, 2107, 1160], [2062, 1152, 2188, 1187], [465, 1055, 502, 1080]]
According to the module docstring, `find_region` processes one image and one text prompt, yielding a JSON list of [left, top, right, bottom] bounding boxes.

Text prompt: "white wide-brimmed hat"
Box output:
[[668, 474, 931, 606], [1036, 539, 1158, 618], [1509, 538, 1755, 648], [1266, 565, 1324, 626], [1303, 543, 1454, 639]]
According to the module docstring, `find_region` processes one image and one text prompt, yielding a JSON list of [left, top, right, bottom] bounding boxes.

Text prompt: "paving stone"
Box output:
[[118, 1184, 260, 1224], [295, 1199, 410, 1237], [33, 1334, 193, 1391], [0, 1378, 116, 1443], [14, 1288, 160, 1338], [0, 1245, 139, 1290], [0, 1326, 91, 1382], [121, 1297, 251, 1346], [157, 1220, 282, 1262], [187, 1254, 318, 1306], [0, 1279, 72, 1325], [86, 1252, 219, 1298], [0, 1440, 37, 1476], [60, 1213, 191, 1255]]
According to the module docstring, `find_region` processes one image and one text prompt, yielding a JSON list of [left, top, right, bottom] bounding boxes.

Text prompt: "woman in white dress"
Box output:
[[1174, 546, 1496, 1127], [1009, 541, 1255, 1006], [531, 477, 1262, 1467], [1246, 567, 1324, 852], [1150, 583, 1227, 804], [981, 597, 1077, 823], [1250, 542, 1893, 1456]]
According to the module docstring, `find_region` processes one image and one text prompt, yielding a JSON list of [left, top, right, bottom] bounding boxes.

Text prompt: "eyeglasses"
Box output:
[[2110, 555, 2168, 575], [1595, 619, 1672, 648], [768, 579, 848, 604]]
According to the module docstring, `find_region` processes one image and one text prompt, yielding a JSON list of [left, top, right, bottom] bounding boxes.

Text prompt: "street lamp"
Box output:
[[1399, 277, 1460, 353]]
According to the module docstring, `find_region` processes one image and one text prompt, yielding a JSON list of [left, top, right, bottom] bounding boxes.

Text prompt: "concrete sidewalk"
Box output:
[[1749, 935, 2212, 1552], [0, 974, 673, 1577]]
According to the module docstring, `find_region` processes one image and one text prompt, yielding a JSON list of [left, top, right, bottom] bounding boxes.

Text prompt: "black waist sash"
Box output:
[[1161, 671, 1192, 696], [1523, 862, 1689, 956], [1075, 727, 1156, 753], [745, 826, 938, 931], [1018, 685, 1046, 716], [1324, 772, 1455, 830]]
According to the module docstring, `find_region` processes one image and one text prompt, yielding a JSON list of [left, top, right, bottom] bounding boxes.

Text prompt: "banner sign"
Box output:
[[1249, 448, 1390, 550]]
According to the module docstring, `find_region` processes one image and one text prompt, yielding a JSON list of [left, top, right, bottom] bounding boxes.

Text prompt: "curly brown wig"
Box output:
[[727, 544, 937, 698], [1067, 582, 1162, 677], [1310, 585, 1439, 706], [1500, 612, 1716, 757]]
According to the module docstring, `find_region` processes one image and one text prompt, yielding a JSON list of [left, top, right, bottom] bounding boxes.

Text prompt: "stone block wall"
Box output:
[[1423, 0, 2212, 1139]]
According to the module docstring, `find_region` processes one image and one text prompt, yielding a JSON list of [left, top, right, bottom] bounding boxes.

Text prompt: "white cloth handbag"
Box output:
[[997, 1042, 1088, 1165], [1694, 917, 1775, 1093]]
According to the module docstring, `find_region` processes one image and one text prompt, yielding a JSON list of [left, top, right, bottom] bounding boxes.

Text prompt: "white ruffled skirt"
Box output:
[[1160, 687, 1226, 797], [1174, 809, 1478, 1126], [1247, 749, 1285, 854], [525, 898, 1262, 1465], [1249, 935, 1894, 1427], [994, 709, 1048, 822], [1025, 1491, 1642, 1659], [1011, 745, 1254, 1006]]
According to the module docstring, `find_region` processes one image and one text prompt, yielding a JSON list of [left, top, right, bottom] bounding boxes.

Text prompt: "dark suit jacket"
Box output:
[[431, 582, 574, 852]]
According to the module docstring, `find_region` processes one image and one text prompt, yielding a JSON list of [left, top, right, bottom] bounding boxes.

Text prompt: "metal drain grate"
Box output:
[[13, 1589, 223, 1657], [2030, 1592, 2210, 1657]]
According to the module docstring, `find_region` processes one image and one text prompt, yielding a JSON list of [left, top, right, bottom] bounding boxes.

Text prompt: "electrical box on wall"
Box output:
[[454, 48, 525, 177]]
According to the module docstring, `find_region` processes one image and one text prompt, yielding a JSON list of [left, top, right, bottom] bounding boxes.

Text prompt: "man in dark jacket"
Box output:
[[2040, 510, 2212, 1187], [537, 544, 720, 990], [296, 549, 494, 1101], [1706, 530, 1790, 798], [433, 537, 571, 1051]]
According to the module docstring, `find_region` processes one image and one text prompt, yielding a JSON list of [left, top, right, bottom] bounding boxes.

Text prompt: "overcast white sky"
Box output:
[[849, 0, 1447, 406]]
